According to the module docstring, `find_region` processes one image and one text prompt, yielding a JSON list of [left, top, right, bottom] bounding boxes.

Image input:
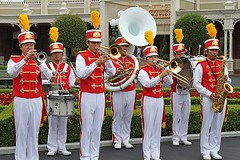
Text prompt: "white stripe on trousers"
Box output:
[[14, 96, 42, 160]]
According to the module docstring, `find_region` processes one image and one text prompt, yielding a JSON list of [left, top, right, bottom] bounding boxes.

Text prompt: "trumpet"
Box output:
[[32, 51, 47, 63], [153, 58, 189, 85]]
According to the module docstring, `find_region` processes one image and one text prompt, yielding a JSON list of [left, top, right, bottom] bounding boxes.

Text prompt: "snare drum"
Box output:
[[47, 93, 75, 117]]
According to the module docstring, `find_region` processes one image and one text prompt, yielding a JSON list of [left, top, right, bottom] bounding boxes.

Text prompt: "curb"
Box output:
[[0, 131, 240, 155]]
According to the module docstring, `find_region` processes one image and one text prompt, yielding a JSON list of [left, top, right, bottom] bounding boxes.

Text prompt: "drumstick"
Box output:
[[69, 61, 78, 77], [198, 45, 201, 56]]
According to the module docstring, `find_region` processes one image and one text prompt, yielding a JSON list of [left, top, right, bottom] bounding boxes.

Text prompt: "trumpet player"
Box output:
[[193, 38, 231, 160], [171, 43, 192, 147], [138, 46, 173, 160], [7, 14, 53, 160], [110, 37, 136, 150], [76, 29, 116, 160]]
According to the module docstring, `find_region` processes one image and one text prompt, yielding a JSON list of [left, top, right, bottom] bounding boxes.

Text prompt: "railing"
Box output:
[[49, 0, 83, 3], [0, 0, 99, 4], [0, 0, 41, 4]]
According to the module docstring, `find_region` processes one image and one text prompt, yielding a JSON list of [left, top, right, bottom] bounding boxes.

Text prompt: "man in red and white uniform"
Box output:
[[111, 37, 136, 150], [138, 46, 173, 160], [171, 43, 192, 147], [46, 42, 76, 156], [76, 29, 116, 160], [7, 31, 52, 160], [193, 38, 231, 160]]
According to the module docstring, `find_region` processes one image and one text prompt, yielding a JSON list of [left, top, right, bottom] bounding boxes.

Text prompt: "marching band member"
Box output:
[[138, 43, 173, 160], [171, 29, 192, 147], [46, 27, 77, 156], [7, 14, 52, 160], [111, 37, 136, 150], [193, 23, 231, 160], [76, 11, 116, 160]]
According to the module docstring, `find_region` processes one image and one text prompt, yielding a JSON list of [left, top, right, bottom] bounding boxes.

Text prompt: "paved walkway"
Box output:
[[1, 135, 240, 160]]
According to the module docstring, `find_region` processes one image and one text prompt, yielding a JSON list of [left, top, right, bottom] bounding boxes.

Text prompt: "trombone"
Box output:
[[100, 44, 124, 67], [100, 44, 122, 59], [153, 58, 190, 85]]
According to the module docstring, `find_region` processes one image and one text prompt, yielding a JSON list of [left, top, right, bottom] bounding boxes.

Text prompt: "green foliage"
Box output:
[[52, 14, 87, 50], [174, 13, 209, 48], [0, 104, 240, 147], [0, 65, 7, 70], [160, 35, 169, 60]]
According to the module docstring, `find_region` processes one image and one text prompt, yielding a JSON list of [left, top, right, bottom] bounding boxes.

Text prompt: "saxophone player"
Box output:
[[193, 37, 231, 160]]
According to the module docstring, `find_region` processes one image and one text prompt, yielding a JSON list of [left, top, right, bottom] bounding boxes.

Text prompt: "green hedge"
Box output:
[[0, 104, 240, 147]]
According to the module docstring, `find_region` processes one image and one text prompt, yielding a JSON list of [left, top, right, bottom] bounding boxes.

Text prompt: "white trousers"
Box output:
[[47, 115, 68, 152], [200, 96, 226, 155], [14, 96, 42, 160], [141, 96, 163, 160], [79, 92, 105, 160], [171, 92, 191, 142], [112, 90, 135, 144]]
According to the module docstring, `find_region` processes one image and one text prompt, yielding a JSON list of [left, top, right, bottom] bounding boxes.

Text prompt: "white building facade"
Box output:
[[0, 0, 240, 73]]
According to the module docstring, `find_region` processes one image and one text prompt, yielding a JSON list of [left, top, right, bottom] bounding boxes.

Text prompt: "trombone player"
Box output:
[[110, 37, 136, 150], [76, 28, 116, 160], [138, 45, 173, 160], [171, 29, 192, 147], [171, 43, 192, 146]]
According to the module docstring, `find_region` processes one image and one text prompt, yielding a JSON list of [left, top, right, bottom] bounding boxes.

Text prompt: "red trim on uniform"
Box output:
[[110, 92, 115, 144], [199, 95, 203, 141], [170, 92, 174, 136], [79, 91, 83, 157], [40, 96, 47, 127], [141, 96, 145, 142]]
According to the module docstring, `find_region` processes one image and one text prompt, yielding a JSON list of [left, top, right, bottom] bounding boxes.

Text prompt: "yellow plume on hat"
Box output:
[[206, 23, 217, 38], [174, 29, 184, 43], [49, 27, 59, 43], [18, 14, 30, 31], [144, 30, 154, 46], [91, 11, 100, 29]]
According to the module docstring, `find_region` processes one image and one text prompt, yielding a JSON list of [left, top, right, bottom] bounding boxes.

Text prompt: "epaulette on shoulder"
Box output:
[[78, 50, 87, 54], [10, 55, 20, 58], [140, 65, 147, 69], [199, 58, 206, 63]]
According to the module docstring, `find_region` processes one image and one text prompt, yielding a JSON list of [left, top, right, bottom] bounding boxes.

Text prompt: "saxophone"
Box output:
[[212, 56, 233, 113]]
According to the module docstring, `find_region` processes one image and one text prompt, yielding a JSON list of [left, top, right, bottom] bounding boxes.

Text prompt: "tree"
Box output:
[[160, 35, 169, 60], [52, 14, 87, 57], [173, 13, 209, 55]]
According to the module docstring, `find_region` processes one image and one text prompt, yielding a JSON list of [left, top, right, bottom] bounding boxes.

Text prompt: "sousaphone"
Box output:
[[119, 7, 157, 46], [105, 7, 156, 91]]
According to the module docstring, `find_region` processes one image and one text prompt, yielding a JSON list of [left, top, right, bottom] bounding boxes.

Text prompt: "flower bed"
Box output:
[[1, 88, 240, 106]]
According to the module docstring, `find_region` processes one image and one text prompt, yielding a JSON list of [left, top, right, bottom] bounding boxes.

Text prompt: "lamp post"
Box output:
[[109, 19, 119, 39], [109, 10, 124, 39]]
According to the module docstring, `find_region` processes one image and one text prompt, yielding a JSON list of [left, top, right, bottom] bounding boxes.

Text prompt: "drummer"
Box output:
[[171, 29, 192, 147], [46, 27, 77, 156]]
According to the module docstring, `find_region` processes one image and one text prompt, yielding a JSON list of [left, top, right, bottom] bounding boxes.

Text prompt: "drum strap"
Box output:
[[49, 62, 68, 89], [49, 62, 56, 73], [62, 63, 68, 73], [49, 62, 68, 73]]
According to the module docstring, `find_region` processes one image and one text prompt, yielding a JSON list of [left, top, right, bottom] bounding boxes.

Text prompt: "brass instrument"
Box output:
[[33, 51, 47, 63], [154, 58, 190, 85], [100, 44, 122, 59], [212, 56, 233, 113]]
